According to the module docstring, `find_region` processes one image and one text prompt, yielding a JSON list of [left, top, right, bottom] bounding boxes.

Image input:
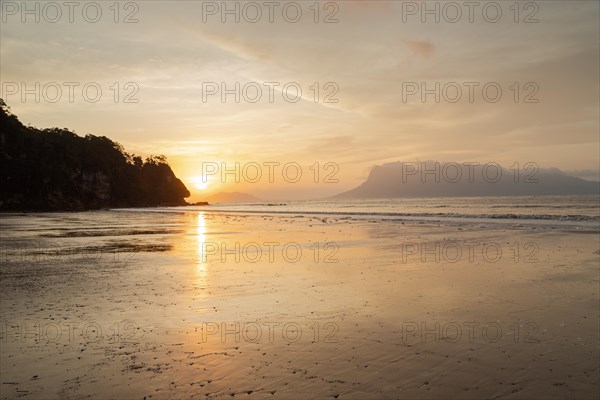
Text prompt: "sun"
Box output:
[[190, 176, 209, 190]]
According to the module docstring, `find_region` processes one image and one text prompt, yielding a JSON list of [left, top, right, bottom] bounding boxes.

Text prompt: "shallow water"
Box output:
[[191, 195, 600, 220], [1, 208, 598, 399]]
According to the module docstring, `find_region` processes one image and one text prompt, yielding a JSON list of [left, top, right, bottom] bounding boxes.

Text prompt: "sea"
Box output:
[[1, 195, 598, 257], [127, 195, 600, 225]]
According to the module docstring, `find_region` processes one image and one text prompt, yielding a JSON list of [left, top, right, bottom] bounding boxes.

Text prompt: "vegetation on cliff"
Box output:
[[0, 100, 190, 211]]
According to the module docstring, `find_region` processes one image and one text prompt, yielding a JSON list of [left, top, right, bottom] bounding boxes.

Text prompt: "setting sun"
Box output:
[[0, 1, 598, 399], [189, 176, 209, 190]]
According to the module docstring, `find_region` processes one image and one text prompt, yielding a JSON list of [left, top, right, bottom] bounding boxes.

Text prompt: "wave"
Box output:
[[118, 207, 600, 223], [113, 195, 600, 224]]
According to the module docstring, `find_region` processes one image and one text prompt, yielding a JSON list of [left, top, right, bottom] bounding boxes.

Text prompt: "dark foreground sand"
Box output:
[[1, 211, 598, 399]]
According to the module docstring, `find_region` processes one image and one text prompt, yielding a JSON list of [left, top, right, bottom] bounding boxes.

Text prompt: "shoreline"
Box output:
[[1, 209, 599, 398]]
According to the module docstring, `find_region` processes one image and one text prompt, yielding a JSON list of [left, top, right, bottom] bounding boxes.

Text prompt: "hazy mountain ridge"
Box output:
[[0, 100, 190, 211], [334, 161, 599, 199]]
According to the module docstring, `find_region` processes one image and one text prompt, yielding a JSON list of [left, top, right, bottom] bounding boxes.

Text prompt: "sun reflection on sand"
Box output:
[[196, 212, 208, 282]]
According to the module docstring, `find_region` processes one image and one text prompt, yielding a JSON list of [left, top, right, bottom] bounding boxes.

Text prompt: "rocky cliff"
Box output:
[[0, 100, 190, 211]]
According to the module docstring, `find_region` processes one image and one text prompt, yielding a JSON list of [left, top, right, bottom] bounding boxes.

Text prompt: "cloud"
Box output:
[[2, 0, 598, 200], [403, 40, 435, 58], [198, 29, 273, 63], [339, 0, 394, 13]]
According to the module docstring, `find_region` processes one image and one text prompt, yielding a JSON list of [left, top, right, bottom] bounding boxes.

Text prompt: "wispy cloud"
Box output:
[[403, 39, 435, 58]]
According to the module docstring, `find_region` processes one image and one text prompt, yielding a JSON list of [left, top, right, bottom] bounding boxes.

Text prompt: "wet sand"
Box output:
[[1, 210, 599, 399]]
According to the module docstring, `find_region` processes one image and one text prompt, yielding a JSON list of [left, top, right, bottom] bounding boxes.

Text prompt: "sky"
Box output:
[[1, 0, 599, 201]]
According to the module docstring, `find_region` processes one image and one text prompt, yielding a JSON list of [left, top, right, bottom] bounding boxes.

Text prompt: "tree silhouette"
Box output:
[[0, 100, 190, 211]]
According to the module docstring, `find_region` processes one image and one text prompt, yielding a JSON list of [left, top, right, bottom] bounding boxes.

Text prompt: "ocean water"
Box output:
[[1, 195, 599, 399], [138, 195, 600, 225], [1, 195, 597, 258]]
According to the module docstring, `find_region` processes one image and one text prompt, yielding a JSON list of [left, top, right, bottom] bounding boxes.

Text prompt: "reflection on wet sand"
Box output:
[[196, 212, 208, 287], [0, 210, 598, 399]]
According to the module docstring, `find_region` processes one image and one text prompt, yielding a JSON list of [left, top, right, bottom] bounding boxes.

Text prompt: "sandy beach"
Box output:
[[2, 0, 599, 397], [1, 209, 598, 399]]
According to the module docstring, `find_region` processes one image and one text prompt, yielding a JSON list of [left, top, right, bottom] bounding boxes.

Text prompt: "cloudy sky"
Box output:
[[1, 0, 598, 200]]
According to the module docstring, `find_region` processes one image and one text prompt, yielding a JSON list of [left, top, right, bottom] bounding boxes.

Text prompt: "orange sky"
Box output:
[[1, 1, 598, 201]]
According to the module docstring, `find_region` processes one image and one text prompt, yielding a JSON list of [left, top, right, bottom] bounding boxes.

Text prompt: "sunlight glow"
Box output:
[[196, 212, 208, 278], [190, 176, 209, 190]]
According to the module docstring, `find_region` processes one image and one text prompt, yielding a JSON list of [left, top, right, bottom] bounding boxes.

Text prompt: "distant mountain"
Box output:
[[205, 191, 261, 203], [333, 161, 599, 199], [0, 99, 190, 211]]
